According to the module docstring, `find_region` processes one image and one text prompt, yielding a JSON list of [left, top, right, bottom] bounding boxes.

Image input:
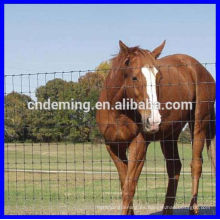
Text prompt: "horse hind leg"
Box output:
[[160, 138, 182, 215], [189, 118, 208, 215], [205, 109, 216, 173], [207, 136, 216, 173], [106, 144, 134, 215]]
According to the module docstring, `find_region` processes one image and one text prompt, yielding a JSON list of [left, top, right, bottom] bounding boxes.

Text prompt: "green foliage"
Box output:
[[5, 61, 111, 143], [5, 92, 33, 142]]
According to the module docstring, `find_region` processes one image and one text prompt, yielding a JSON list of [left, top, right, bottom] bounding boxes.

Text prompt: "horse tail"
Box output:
[[206, 108, 216, 173]]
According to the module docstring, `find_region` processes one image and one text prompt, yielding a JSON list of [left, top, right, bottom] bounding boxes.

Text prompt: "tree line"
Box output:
[[5, 61, 191, 143]]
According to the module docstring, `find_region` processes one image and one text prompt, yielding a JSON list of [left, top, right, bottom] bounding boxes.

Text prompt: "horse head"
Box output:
[[112, 40, 166, 133]]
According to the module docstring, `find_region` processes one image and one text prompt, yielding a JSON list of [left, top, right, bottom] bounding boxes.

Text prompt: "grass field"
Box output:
[[4, 142, 216, 215]]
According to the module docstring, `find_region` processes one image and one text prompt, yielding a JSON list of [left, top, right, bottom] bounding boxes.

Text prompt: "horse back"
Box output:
[[149, 54, 216, 140], [157, 54, 215, 85], [156, 54, 215, 103]]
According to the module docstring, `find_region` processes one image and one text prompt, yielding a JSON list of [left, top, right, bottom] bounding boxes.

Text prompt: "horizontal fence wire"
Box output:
[[4, 63, 216, 215]]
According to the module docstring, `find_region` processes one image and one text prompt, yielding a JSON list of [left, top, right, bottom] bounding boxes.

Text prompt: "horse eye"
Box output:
[[132, 76, 138, 81], [125, 58, 130, 66]]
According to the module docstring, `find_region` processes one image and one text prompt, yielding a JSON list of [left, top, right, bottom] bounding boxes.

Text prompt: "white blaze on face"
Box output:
[[141, 66, 161, 126]]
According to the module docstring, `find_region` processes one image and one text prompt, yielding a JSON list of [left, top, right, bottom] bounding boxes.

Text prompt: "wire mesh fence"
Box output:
[[4, 63, 216, 215]]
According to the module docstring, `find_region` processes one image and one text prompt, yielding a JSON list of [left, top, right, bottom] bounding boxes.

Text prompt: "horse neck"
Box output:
[[102, 69, 124, 103]]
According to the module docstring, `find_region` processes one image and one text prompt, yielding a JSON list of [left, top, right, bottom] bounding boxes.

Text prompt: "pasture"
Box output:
[[5, 142, 216, 215]]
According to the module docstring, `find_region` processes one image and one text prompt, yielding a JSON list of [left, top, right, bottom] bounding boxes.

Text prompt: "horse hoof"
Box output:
[[189, 204, 199, 215], [127, 210, 134, 215], [162, 208, 173, 215]]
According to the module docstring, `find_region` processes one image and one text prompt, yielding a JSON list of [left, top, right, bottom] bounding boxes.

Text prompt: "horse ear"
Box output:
[[151, 40, 166, 59], [119, 40, 128, 53]]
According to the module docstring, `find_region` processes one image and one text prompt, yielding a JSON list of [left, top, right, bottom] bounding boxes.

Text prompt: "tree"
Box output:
[[78, 61, 110, 142], [31, 79, 78, 142], [5, 92, 33, 142], [5, 61, 111, 143]]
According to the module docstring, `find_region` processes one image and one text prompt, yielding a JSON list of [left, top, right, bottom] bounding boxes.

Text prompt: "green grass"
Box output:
[[4, 142, 216, 215]]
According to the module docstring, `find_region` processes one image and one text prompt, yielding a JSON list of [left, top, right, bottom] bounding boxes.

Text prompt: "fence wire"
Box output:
[[4, 63, 216, 215]]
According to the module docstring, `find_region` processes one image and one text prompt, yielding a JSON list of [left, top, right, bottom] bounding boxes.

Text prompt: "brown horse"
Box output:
[[96, 41, 216, 215]]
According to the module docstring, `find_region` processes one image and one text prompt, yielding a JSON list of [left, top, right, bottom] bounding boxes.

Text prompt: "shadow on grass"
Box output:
[[150, 206, 216, 215]]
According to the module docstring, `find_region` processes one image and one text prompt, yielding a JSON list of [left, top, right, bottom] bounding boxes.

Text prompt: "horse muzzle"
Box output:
[[141, 111, 161, 134]]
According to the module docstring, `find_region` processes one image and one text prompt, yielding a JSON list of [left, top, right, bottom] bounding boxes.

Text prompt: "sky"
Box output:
[[5, 4, 215, 95]]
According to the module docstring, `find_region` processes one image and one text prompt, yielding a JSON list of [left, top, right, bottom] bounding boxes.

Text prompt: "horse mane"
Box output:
[[111, 46, 147, 62]]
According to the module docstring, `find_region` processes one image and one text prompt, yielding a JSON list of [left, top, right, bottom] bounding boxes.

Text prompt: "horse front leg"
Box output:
[[106, 144, 134, 215], [160, 138, 182, 215], [121, 133, 148, 215], [103, 113, 140, 214]]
